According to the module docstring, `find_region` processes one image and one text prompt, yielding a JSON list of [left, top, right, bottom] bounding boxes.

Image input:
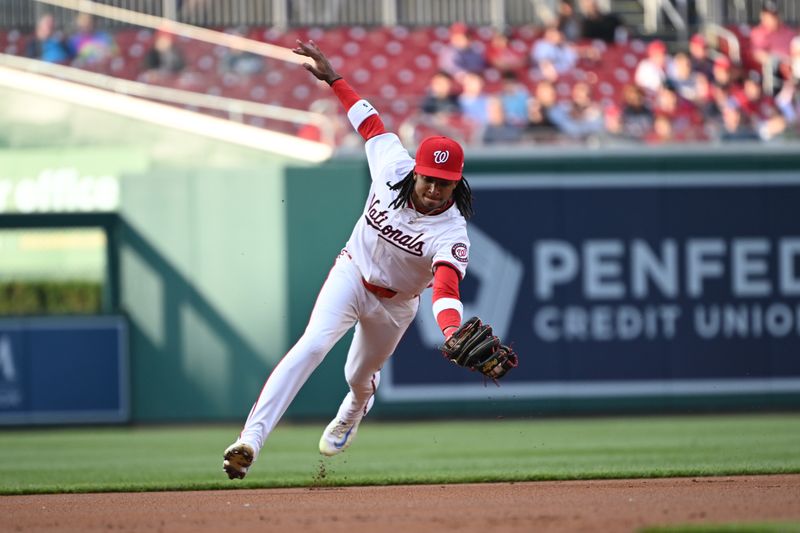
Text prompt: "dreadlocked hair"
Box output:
[[388, 171, 474, 219], [388, 171, 415, 211]]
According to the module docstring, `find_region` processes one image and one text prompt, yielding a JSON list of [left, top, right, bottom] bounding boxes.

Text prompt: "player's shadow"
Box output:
[[117, 216, 266, 421]]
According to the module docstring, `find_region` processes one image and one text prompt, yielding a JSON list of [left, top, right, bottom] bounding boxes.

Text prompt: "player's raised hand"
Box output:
[[292, 39, 341, 85]]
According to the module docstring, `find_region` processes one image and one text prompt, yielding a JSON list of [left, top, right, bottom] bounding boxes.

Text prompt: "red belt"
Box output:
[[361, 277, 397, 299]]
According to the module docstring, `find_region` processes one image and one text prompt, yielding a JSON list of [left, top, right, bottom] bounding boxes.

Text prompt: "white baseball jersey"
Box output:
[[345, 132, 470, 299]]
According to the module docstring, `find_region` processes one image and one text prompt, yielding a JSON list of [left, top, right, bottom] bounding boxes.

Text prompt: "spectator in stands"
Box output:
[[603, 104, 625, 138], [498, 71, 530, 127], [483, 96, 523, 144], [524, 80, 561, 140], [710, 56, 734, 90], [688, 33, 713, 78], [777, 37, 800, 127], [652, 84, 703, 139], [750, 1, 796, 75], [547, 81, 605, 139], [734, 75, 768, 115], [709, 56, 742, 116], [531, 25, 577, 82], [603, 104, 639, 143], [579, 0, 626, 44], [458, 72, 491, 129], [437, 22, 486, 82], [719, 104, 760, 141], [420, 71, 461, 116], [775, 78, 799, 126], [219, 27, 264, 77], [484, 28, 527, 75], [141, 28, 185, 81], [68, 13, 116, 67], [644, 114, 675, 144], [693, 72, 719, 120], [602, 104, 653, 145], [557, 0, 581, 42], [620, 84, 654, 138], [635, 40, 669, 93], [25, 12, 72, 63], [667, 52, 701, 102], [793, 35, 800, 82], [734, 75, 787, 140]]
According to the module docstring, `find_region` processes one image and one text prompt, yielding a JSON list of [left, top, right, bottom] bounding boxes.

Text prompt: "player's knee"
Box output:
[[295, 335, 332, 365]]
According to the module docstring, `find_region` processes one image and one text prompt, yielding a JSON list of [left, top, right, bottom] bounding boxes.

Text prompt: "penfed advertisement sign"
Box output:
[[530, 237, 799, 343], [381, 172, 800, 402]]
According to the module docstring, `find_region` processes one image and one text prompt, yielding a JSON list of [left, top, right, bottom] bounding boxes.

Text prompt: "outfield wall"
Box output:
[[2, 75, 799, 422]]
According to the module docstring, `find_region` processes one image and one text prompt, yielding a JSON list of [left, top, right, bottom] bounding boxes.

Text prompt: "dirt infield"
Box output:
[[3, 475, 799, 533]]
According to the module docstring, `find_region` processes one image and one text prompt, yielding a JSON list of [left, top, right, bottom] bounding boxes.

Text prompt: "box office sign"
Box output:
[[0, 147, 149, 214]]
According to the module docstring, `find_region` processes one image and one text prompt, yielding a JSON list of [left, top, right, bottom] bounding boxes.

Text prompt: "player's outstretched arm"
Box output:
[[291, 39, 341, 85], [293, 39, 387, 141]]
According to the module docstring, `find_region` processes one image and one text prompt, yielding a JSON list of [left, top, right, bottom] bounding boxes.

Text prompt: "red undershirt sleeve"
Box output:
[[331, 78, 387, 140], [432, 263, 463, 338]]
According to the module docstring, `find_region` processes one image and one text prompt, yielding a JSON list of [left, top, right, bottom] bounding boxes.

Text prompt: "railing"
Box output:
[[761, 54, 782, 96], [696, 0, 800, 26], [3, 0, 544, 31], [4, 0, 800, 31], [32, 0, 302, 64], [0, 60, 335, 161], [0, 52, 337, 146], [640, 0, 689, 39], [703, 22, 740, 62]]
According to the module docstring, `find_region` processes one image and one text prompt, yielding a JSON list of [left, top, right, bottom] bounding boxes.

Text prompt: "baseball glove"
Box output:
[[440, 317, 518, 380]]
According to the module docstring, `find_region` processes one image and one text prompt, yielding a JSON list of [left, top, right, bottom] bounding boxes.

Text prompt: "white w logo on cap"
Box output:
[[433, 150, 449, 164]]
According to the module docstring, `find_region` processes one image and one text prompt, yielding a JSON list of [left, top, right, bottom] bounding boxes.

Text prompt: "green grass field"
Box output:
[[1, 413, 799, 495]]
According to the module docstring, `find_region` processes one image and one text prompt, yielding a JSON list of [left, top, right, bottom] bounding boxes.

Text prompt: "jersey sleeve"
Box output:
[[364, 134, 415, 185], [431, 224, 470, 280], [330, 79, 414, 184]]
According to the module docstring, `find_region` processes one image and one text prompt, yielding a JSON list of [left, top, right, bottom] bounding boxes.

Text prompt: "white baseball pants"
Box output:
[[239, 251, 419, 456]]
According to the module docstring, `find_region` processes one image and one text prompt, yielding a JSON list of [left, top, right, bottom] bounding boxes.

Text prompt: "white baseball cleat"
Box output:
[[318, 418, 360, 456], [223, 441, 255, 480]]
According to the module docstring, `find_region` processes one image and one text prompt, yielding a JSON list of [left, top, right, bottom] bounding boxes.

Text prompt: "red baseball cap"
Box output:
[[605, 104, 622, 118], [450, 22, 468, 36], [647, 40, 666, 55], [714, 56, 732, 69], [690, 34, 705, 46], [414, 136, 464, 181]]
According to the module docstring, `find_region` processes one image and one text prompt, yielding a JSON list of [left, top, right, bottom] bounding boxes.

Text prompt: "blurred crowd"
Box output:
[[18, 0, 800, 147], [418, 0, 800, 145], [22, 11, 263, 82], [25, 11, 116, 66]]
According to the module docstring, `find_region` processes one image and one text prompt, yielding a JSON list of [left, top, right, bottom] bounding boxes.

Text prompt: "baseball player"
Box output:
[[223, 40, 515, 480]]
